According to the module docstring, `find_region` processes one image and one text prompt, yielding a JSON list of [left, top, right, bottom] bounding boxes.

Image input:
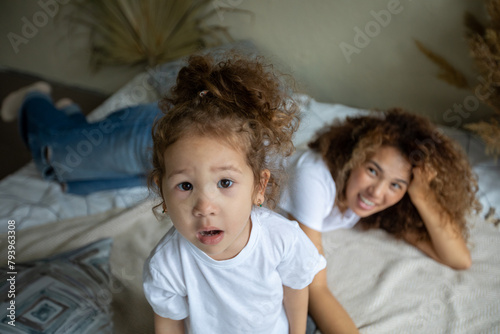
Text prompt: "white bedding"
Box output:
[[324, 215, 500, 333], [1, 69, 499, 333], [3, 192, 498, 334]]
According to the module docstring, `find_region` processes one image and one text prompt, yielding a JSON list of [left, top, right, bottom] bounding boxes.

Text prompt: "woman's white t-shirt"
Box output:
[[143, 207, 326, 334], [279, 149, 360, 232]]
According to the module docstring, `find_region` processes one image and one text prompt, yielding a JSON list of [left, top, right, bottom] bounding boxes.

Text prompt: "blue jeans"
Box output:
[[19, 92, 162, 194], [306, 314, 317, 334]]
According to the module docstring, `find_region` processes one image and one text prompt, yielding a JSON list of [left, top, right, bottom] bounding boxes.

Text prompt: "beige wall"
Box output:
[[0, 0, 493, 126]]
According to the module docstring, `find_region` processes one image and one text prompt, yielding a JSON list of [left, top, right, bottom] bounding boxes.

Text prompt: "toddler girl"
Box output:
[[143, 52, 326, 334]]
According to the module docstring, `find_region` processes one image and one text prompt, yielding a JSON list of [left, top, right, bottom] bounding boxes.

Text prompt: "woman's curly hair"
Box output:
[[148, 51, 300, 209], [309, 108, 481, 241]]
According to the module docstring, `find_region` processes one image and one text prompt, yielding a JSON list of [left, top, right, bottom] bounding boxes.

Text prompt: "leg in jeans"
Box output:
[[18, 92, 162, 194], [306, 314, 318, 334]]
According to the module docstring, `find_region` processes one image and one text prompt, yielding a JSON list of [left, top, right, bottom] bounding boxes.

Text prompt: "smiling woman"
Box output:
[[345, 146, 412, 217], [278, 108, 481, 333]]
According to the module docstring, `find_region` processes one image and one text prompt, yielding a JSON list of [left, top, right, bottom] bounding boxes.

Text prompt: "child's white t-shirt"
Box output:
[[279, 149, 360, 232], [143, 207, 326, 334]]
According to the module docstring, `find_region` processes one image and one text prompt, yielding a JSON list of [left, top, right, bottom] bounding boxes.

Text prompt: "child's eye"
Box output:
[[218, 179, 233, 189], [367, 167, 377, 176], [177, 182, 193, 191]]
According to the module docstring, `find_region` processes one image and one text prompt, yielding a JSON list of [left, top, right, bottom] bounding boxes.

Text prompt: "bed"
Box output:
[[1, 42, 499, 333]]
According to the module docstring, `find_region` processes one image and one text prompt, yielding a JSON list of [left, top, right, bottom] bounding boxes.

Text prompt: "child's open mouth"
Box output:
[[197, 229, 224, 245]]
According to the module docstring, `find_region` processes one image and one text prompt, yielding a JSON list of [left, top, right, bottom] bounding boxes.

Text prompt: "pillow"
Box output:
[[440, 126, 500, 221], [0, 238, 114, 333], [293, 96, 371, 148]]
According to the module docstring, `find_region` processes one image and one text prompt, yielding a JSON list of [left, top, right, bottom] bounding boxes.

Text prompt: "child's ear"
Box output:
[[154, 176, 164, 197], [254, 169, 270, 205], [154, 176, 162, 191]]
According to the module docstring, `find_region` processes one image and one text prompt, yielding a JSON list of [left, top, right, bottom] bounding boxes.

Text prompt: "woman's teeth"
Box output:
[[360, 195, 374, 206]]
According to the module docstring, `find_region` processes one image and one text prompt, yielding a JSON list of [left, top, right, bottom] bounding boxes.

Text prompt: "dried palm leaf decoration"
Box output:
[[416, 0, 500, 159], [414, 40, 469, 89], [63, 0, 251, 69]]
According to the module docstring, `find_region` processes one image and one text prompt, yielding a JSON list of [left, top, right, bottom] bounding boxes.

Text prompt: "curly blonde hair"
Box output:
[[148, 51, 300, 208], [309, 108, 481, 240]]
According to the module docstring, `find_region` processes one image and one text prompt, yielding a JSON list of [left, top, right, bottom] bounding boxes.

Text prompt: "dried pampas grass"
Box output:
[[63, 0, 251, 69], [414, 40, 469, 89], [465, 119, 500, 158], [417, 0, 500, 159]]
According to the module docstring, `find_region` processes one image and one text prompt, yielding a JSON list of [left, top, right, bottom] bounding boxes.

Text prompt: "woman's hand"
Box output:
[[407, 165, 437, 203], [404, 165, 471, 270]]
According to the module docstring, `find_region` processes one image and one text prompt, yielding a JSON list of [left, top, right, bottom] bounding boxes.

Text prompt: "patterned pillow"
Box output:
[[0, 238, 114, 333]]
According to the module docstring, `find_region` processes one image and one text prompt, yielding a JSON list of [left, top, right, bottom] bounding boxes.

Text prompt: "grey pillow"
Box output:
[[0, 238, 113, 333]]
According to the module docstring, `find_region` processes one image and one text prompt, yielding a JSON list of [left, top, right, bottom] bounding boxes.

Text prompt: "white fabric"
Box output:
[[143, 207, 326, 334], [279, 149, 359, 232], [0, 162, 149, 233], [3, 197, 498, 334], [321, 216, 500, 334], [291, 94, 371, 148]]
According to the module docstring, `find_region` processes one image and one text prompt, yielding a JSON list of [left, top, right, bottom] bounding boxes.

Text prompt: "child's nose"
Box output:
[[192, 193, 218, 217]]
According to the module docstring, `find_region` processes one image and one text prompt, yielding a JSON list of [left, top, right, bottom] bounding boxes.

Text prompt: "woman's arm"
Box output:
[[154, 313, 185, 334], [291, 216, 359, 334], [406, 166, 471, 270], [283, 285, 308, 334]]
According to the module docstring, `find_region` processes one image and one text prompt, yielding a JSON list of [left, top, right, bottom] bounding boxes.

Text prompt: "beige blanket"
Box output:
[[3, 197, 499, 333]]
